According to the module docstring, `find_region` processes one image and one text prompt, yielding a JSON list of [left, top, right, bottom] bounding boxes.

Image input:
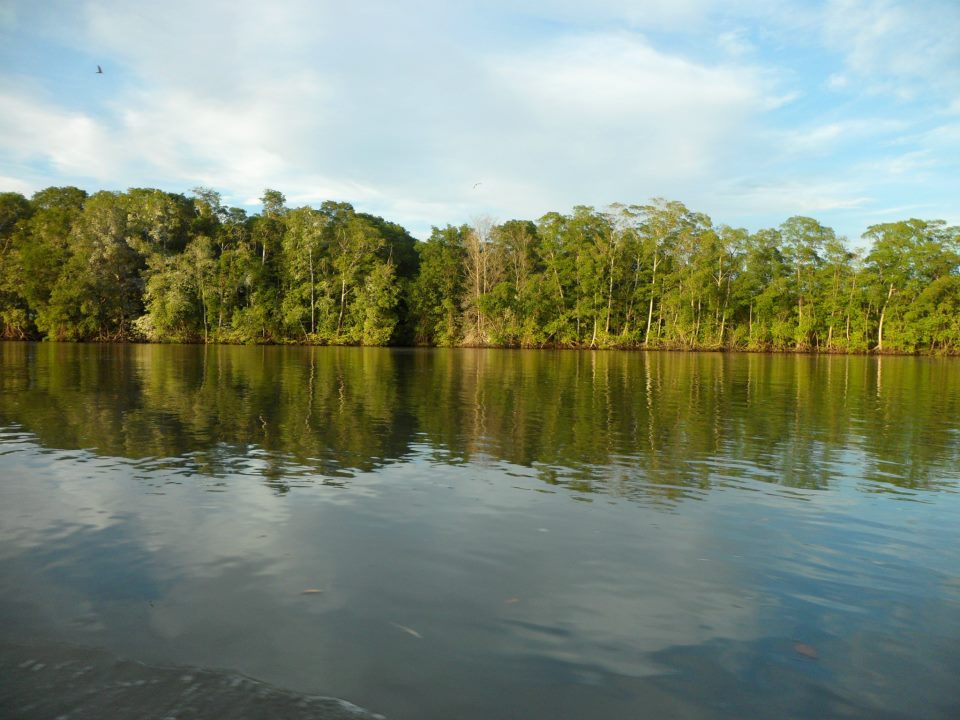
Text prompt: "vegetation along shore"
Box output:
[[0, 187, 957, 353]]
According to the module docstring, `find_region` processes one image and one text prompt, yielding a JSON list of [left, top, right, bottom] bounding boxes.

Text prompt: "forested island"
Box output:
[[0, 186, 957, 353]]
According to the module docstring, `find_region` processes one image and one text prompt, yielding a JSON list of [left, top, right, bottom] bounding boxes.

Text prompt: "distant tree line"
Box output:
[[1, 186, 958, 352]]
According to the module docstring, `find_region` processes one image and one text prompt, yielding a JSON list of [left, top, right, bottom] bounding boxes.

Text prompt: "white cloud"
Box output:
[[1, 0, 958, 241], [484, 33, 779, 193], [0, 175, 35, 196], [827, 73, 848, 90], [81, 0, 331, 95], [860, 203, 938, 219], [0, 91, 119, 178], [781, 122, 848, 152], [921, 122, 960, 148], [721, 178, 872, 215], [774, 118, 907, 156], [508, 0, 716, 31], [493, 33, 765, 121], [823, 0, 960, 100], [717, 29, 755, 57], [3, 3, 787, 235], [114, 79, 329, 188], [864, 150, 939, 177]]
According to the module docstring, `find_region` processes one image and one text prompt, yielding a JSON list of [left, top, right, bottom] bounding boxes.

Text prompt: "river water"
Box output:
[[1, 343, 958, 719]]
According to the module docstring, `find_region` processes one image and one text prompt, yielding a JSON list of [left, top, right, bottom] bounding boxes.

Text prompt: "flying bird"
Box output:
[[96, 65, 103, 74], [473, 182, 482, 189]]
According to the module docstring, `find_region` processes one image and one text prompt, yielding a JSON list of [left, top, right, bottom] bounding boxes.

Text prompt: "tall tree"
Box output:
[[40, 192, 142, 340], [638, 199, 691, 346], [780, 216, 834, 348], [864, 219, 960, 351], [0, 193, 33, 337], [463, 217, 505, 345], [535, 211, 576, 345], [281, 207, 328, 338], [410, 225, 467, 345]]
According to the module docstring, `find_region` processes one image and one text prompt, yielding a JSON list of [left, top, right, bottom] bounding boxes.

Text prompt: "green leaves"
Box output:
[[0, 186, 958, 353]]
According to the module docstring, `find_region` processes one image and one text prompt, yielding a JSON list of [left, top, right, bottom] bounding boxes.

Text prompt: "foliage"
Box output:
[[0, 185, 957, 353]]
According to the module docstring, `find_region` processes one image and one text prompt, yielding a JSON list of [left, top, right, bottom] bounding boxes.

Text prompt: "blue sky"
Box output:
[[1, 0, 958, 242]]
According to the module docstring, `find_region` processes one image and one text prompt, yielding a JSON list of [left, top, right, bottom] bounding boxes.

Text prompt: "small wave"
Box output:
[[0, 641, 385, 720]]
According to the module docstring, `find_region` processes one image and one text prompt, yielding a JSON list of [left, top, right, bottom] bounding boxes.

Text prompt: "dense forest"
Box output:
[[0, 186, 958, 353]]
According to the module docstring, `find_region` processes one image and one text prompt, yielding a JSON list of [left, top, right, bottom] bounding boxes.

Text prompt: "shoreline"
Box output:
[[3, 337, 957, 357]]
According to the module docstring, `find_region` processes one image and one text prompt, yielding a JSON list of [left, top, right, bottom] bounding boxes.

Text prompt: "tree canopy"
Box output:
[[0, 186, 957, 353]]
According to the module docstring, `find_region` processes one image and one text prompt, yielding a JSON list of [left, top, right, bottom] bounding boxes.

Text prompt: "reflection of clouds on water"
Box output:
[[2, 347, 960, 719], [1, 434, 959, 718], [0, 437, 120, 548]]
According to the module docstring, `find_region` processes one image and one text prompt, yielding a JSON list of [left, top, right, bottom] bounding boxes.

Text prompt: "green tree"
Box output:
[[780, 216, 835, 348], [356, 260, 400, 345], [39, 192, 143, 340], [637, 199, 693, 346], [535, 211, 577, 345], [463, 217, 506, 345], [410, 226, 466, 345], [489, 219, 540, 345], [124, 188, 193, 255], [17, 187, 88, 333], [864, 220, 959, 351], [0, 192, 33, 337], [326, 204, 384, 341], [281, 207, 328, 338]]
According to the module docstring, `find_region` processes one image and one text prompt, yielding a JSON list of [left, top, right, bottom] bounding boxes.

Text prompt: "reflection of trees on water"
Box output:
[[1, 343, 958, 500]]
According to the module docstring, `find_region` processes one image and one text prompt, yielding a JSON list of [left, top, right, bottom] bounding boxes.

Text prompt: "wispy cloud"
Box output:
[[0, 175, 33, 195], [0, 0, 957, 241], [823, 0, 960, 101], [862, 150, 940, 177], [773, 118, 907, 156], [483, 32, 781, 205], [0, 91, 118, 178], [722, 178, 872, 214]]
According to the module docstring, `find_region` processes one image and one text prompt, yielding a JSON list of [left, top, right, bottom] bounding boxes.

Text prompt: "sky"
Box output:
[[1, 0, 958, 242]]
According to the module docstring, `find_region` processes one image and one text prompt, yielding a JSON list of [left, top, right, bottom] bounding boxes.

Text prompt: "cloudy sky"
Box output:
[[1, 0, 958, 240]]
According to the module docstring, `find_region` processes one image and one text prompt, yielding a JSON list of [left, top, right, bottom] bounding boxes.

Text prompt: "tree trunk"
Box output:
[[877, 283, 894, 351], [309, 248, 315, 336], [796, 263, 803, 327], [337, 276, 347, 335], [605, 253, 615, 335], [656, 280, 664, 339], [694, 296, 701, 344], [644, 253, 659, 345]]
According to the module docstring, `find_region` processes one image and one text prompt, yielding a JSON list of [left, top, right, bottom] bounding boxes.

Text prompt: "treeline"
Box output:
[[1, 187, 958, 352]]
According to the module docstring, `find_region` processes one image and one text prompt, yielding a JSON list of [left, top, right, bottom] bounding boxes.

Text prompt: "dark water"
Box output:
[[1, 343, 959, 720]]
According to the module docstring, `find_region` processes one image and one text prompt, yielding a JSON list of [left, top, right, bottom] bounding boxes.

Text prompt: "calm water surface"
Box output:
[[1, 343, 959, 719]]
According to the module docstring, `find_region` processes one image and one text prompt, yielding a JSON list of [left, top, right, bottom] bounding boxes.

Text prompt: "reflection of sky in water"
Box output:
[[1, 346, 960, 719], [2, 429, 959, 719]]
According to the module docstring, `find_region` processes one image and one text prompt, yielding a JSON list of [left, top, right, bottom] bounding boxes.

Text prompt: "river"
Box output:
[[1, 343, 958, 719]]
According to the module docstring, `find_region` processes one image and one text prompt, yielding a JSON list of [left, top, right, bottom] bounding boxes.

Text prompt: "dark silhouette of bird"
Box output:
[[96, 65, 103, 74], [473, 182, 482, 189]]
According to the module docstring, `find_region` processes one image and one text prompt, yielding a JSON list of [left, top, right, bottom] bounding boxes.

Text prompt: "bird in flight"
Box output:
[[96, 65, 103, 74], [473, 182, 482, 190]]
